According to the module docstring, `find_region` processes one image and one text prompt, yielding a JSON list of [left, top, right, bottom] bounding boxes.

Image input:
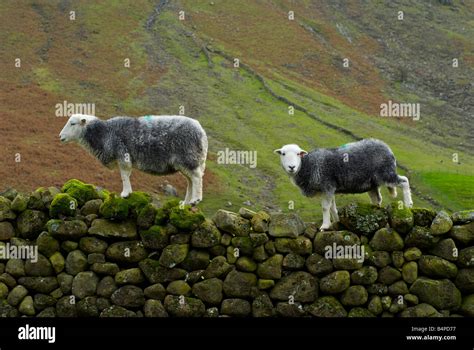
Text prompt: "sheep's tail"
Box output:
[[387, 186, 397, 198]]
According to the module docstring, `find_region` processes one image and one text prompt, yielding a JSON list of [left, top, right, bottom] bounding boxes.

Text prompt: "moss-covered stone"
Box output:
[[368, 250, 392, 268], [410, 277, 461, 310], [65, 250, 87, 275], [305, 253, 333, 276], [111, 285, 145, 308], [404, 247, 422, 261], [458, 247, 474, 268], [49, 193, 77, 218], [46, 219, 88, 240], [0, 196, 16, 221], [166, 280, 191, 296], [460, 294, 474, 316], [419, 255, 458, 278], [192, 278, 223, 305], [57, 272, 73, 294], [430, 210, 453, 235], [124, 191, 151, 217], [378, 266, 401, 285], [429, 238, 458, 262], [81, 199, 103, 216], [313, 230, 360, 254], [239, 207, 256, 219], [252, 293, 274, 317], [257, 279, 275, 290], [33, 294, 57, 311], [368, 296, 383, 315], [19, 296, 35, 316], [16, 209, 46, 239], [236, 256, 257, 272], [169, 205, 205, 231], [11, 194, 28, 212], [36, 232, 59, 257], [270, 271, 317, 302], [402, 261, 418, 284], [106, 241, 148, 264], [221, 298, 251, 317], [62, 179, 99, 206], [249, 233, 269, 246], [351, 266, 378, 285], [0, 221, 14, 241], [91, 263, 120, 276], [99, 194, 129, 221], [100, 305, 135, 317], [275, 302, 306, 317], [27, 191, 45, 211], [158, 244, 189, 268], [231, 237, 253, 256], [283, 253, 305, 270], [455, 269, 474, 293], [5, 259, 25, 278], [306, 296, 347, 317], [341, 285, 368, 306], [139, 225, 170, 250], [251, 211, 271, 233], [388, 280, 409, 296], [18, 277, 58, 293], [136, 203, 158, 229], [96, 276, 117, 298], [115, 268, 145, 285], [452, 210, 474, 225], [450, 222, 474, 245], [144, 283, 166, 300], [72, 271, 99, 299], [49, 252, 65, 274], [387, 202, 414, 234], [144, 299, 168, 317], [164, 295, 205, 317], [320, 271, 350, 294], [411, 208, 437, 227], [79, 237, 108, 254], [339, 203, 388, 236], [348, 307, 375, 317], [268, 213, 305, 238], [257, 254, 283, 279], [191, 219, 221, 248], [400, 303, 442, 317], [223, 270, 257, 298], [213, 209, 250, 236], [181, 250, 210, 271], [7, 285, 28, 306], [405, 226, 440, 249], [61, 240, 78, 253], [88, 219, 137, 239], [370, 228, 404, 251], [154, 199, 180, 225], [203, 256, 232, 279]]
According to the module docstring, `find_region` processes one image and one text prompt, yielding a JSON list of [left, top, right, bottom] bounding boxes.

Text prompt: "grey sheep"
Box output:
[[59, 114, 208, 204], [274, 138, 413, 230]]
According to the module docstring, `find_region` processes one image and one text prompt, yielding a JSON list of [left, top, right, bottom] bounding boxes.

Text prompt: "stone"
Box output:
[[192, 278, 223, 305], [305, 253, 333, 276], [16, 210, 46, 239], [18, 277, 58, 293], [252, 293, 274, 317], [0, 221, 14, 240], [158, 244, 189, 268], [370, 228, 404, 251], [306, 296, 347, 317], [418, 255, 458, 278], [88, 219, 137, 239], [169, 205, 205, 231], [249, 233, 269, 246], [367, 284, 389, 296], [347, 307, 375, 317], [138, 259, 187, 284], [115, 268, 145, 285], [351, 266, 378, 285], [61, 241, 78, 253], [0, 196, 16, 221], [223, 270, 257, 298], [458, 247, 474, 267], [339, 202, 388, 236], [87, 253, 105, 264], [231, 237, 253, 256], [460, 294, 474, 317], [268, 213, 305, 238], [313, 230, 360, 255], [144, 283, 166, 300], [166, 280, 191, 296], [77, 296, 99, 317], [181, 250, 210, 271], [100, 305, 136, 317], [221, 299, 251, 317], [97, 276, 117, 298], [0, 282, 8, 299], [400, 303, 442, 317], [257, 279, 275, 290], [213, 209, 250, 236], [11, 193, 28, 212], [37, 307, 56, 317], [387, 202, 414, 234], [341, 285, 368, 306], [320, 271, 350, 294], [404, 247, 422, 261], [33, 294, 56, 310], [137, 203, 158, 229], [164, 295, 205, 317], [410, 277, 461, 310], [144, 299, 168, 317], [275, 302, 306, 317], [270, 271, 317, 302], [257, 254, 283, 279], [99, 194, 129, 221], [404, 294, 419, 305], [79, 237, 108, 254], [368, 251, 392, 268], [72, 271, 99, 299], [388, 281, 409, 295], [111, 285, 145, 308], [392, 251, 405, 268], [25, 254, 54, 276], [411, 208, 437, 227], [405, 226, 440, 249], [81, 199, 103, 216], [49, 193, 78, 218], [378, 266, 401, 285], [5, 259, 25, 278], [19, 296, 35, 316], [368, 296, 383, 315], [7, 285, 28, 306], [61, 179, 99, 206], [91, 263, 120, 276], [402, 262, 418, 284], [450, 222, 474, 245], [455, 268, 474, 293], [251, 211, 271, 233], [283, 253, 305, 269], [65, 250, 87, 275], [452, 210, 474, 225], [139, 225, 170, 250], [191, 219, 221, 248], [429, 239, 458, 262], [236, 256, 257, 272], [238, 207, 256, 219], [57, 273, 73, 294], [36, 232, 59, 257], [430, 210, 453, 235], [106, 241, 147, 264]]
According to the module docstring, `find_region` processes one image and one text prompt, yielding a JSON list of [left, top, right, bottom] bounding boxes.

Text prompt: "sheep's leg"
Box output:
[[330, 196, 339, 222], [119, 162, 133, 198], [368, 188, 382, 207], [320, 194, 333, 231], [183, 174, 193, 204], [397, 175, 413, 207], [387, 186, 397, 198], [189, 167, 204, 205]]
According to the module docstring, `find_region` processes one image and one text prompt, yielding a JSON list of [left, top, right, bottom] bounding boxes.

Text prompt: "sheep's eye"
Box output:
[[70, 122, 76, 126], [281, 153, 285, 156]]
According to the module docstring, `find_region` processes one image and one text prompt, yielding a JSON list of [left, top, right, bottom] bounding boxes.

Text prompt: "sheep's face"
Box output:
[[59, 114, 96, 143], [274, 144, 308, 175]]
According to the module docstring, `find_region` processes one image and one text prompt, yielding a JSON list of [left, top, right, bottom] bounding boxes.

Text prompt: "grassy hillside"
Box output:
[[0, 0, 472, 222]]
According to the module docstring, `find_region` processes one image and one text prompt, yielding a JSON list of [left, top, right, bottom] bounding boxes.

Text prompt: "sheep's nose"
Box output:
[[289, 166, 295, 171]]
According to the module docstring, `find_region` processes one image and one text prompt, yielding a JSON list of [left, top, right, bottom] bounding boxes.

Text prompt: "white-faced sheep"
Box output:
[[59, 114, 208, 204], [274, 139, 413, 230]]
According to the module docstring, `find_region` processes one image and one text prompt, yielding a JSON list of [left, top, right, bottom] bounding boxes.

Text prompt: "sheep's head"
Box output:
[[59, 114, 97, 143], [274, 144, 308, 175]]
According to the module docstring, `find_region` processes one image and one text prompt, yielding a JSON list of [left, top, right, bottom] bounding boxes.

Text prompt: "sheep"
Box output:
[[274, 138, 413, 231], [59, 114, 208, 204]]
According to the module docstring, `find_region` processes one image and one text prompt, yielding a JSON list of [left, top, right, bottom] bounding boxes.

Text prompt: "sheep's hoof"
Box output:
[[319, 224, 331, 231], [189, 199, 202, 208], [120, 191, 131, 198]]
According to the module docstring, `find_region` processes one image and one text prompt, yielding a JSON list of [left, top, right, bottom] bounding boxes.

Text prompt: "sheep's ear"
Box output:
[[299, 150, 308, 158], [80, 118, 87, 126], [273, 149, 282, 155]]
